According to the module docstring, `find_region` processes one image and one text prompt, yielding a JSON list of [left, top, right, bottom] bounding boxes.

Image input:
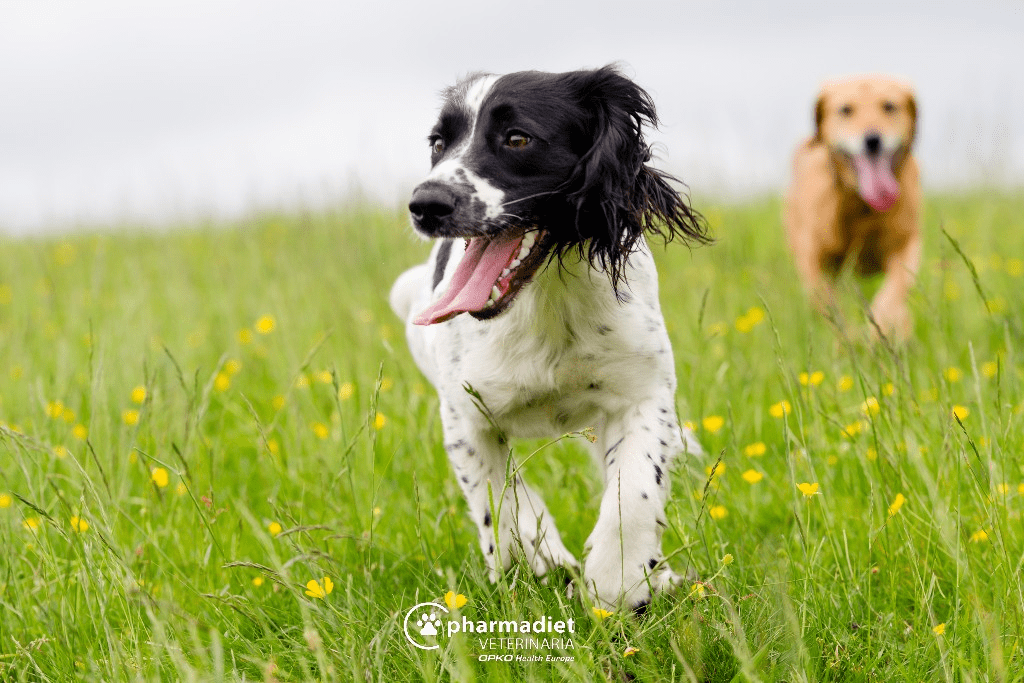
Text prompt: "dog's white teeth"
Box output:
[[501, 268, 510, 277], [510, 259, 521, 269], [485, 299, 494, 307], [517, 246, 530, 260], [491, 285, 501, 301], [522, 232, 536, 248]]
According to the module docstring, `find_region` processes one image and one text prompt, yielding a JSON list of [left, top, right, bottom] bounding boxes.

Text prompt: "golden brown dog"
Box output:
[[784, 75, 921, 340]]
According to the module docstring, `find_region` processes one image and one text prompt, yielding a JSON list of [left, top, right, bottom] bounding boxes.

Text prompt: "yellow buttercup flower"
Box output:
[[224, 359, 242, 376], [944, 366, 962, 382], [53, 445, 69, 459], [741, 469, 763, 484], [769, 400, 791, 418], [866, 448, 878, 462], [255, 315, 276, 334], [841, 421, 864, 438], [70, 516, 89, 532], [744, 442, 766, 457], [214, 373, 231, 392], [709, 505, 728, 520], [882, 382, 895, 396], [316, 370, 333, 384], [176, 482, 187, 496], [682, 420, 697, 432], [271, 395, 286, 411], [0, 493, 12, 508], [887, 493, 906, 517], [706, 462, 725, 478], [130, 386, 147, 404], [952, 405, 970, 420], [592, 607, 613, 619], [861, 397, 880, 416], [373, 413, 387, 430], [970, 529, 988, 543], [23, 517, 40, 531], [797, 482, 820, 498], [305, 576, 334, 599], [338, 382, 354, 400], [151, 467, 169, 488], [688, 583, 706, 599], [444, 591, 467, 609], [799, 371, 824, 387], [252, 576, 264, 587], [238, 328, 253, 345], [122, 409, 139, 426], [623, 646, 639, 657], [268, 521, 283, 536], [702, 415, 725, 433], [933, 623, 945, 635], [312, 422, 329, 439], [981, 361, 998, 378], [837, 375, 854, 392]]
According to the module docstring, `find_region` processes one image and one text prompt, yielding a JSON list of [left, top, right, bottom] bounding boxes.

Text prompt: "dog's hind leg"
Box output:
[[583, 396, 687, 610], [440, 403, 578, 582]]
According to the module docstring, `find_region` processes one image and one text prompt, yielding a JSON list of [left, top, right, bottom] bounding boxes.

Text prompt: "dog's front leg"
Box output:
[[584, 398, 684, 610], [869, 230, 921, 341], [440, 401, 577, 581]]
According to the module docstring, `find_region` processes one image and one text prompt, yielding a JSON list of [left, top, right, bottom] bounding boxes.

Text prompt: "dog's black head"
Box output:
[[409, 65, 707, 325]]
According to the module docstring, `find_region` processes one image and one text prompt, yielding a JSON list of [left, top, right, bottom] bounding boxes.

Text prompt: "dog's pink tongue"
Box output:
[[853, 154, 901, 211], [413, 235, 520, 325]]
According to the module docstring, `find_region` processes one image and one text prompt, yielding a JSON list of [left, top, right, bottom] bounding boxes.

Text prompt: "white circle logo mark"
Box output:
[[403, 602, 449, 650]]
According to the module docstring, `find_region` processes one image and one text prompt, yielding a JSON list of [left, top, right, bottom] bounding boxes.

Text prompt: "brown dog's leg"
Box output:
[[868, 232, 921, 340]]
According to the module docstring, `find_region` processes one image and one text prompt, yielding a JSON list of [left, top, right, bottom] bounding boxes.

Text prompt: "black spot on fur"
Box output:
[[641, 491, 648, 499], [654, 465, 663, 485], [483, 511, 491, 527], [648, 558, 658, 569], [596, 324, 612, 335], [488, 543, 494, 554]]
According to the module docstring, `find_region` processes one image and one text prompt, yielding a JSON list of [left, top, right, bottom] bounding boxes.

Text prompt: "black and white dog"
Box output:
[[390, 66, 708, 609]]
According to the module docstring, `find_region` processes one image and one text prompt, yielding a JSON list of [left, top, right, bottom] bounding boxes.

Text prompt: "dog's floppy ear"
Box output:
[[813, 92, 827, 143], [560, 65, 708, 288], [904, 88, 918, 146]]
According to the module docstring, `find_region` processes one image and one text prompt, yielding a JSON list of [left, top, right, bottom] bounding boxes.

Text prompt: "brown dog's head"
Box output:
[[814, 75, 917, 211]]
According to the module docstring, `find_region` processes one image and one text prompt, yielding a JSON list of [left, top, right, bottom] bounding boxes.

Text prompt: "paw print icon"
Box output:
[[418, 612, 442, 636], [403, 602, 450, 650]]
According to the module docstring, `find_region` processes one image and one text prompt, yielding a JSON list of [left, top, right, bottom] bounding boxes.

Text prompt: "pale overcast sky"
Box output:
[[1, 1, 1021, 232]]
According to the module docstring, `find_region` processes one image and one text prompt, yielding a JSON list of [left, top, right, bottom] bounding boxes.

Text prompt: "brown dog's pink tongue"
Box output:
[[853, 154, 900, 211], [413, 235, 521, 325]]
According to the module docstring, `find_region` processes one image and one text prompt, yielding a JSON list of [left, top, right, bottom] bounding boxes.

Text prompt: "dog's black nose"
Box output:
[[409, 184, 456, 224], [864, 133, 882, 156]]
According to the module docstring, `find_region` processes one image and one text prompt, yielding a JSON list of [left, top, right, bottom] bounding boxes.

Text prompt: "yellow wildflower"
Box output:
[[866, 447, 878, 462], [151, 467, 169, 488], [1007, 258, 1024, 277], [176, 482, 187, 496], [373, 413, 387, 430], [952, 405, 970, 420], [996, 483, 1010, 496], [268, 521, 283, 536], [682, 420, 697, 431], [799, 371, 824, 387], [131, 386, 147, 404], [53, 445, 69, 459], [0, 493, 12, 508], [837, 375, 854, 392], [744, 442, 767, 457], [623, 646, 639, 657], [689, 583, 706, 599], [592, 607, 613, 619], [882, 382, 895, 396], [224, 359, 242, 375], [933, 623, 945, 635], [887, 493, 906, 517], [316, 370, 333, 384], [271, 395, 286, 411], [312, 422, 329, 440], [338, 383, 354, 400], [861, 397, 880, 416], [252, 576, 264, 587], [304, 576, 334, 599], [238, 328, 253, 344], [741, 469, 763, 484], [706, 462, 725, 478], [769, 400, 791, 418], [944, 367, 962, 382], [23, 517, 40, 530], [255, 315, 276, 334], [797, 482, 820, 497], [981, 361, 998, 378], [214, 373, 231, 392], [444, 591, 468, 609], [709, 505, 728, 520], [267, 439, 280, 455], [122, 409, 139, 426], [970, 529, 988, 543], [72, 424, 88, 440], [702, 415, 724, 433], [721, 553, 734, 566], [70, 516, 89, 533]]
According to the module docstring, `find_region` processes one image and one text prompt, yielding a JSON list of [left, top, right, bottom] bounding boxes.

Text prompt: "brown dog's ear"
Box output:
[[905, 90, 918, 146], [813, 93, 826, 143]]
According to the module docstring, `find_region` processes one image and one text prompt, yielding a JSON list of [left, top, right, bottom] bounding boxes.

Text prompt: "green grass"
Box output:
[[1, 194, 1023, 681]]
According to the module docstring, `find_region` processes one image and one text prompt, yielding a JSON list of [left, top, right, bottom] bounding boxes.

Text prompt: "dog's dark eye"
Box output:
[[839, 104, 854, 117], [430, 137, 445, 155], [882, 100, 898, 114], [505, 133, 531, 149]]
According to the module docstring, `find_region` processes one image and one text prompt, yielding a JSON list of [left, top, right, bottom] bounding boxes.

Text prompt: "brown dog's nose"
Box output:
[[864, 133, 882, 156]]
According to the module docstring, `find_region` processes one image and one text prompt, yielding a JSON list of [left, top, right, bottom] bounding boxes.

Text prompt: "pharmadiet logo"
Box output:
[[402, 599, 577, 661], [403, 602, 450, 650]]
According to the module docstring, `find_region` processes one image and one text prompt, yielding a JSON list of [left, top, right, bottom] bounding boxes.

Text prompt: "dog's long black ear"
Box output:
[[560, 66, 708, 288]]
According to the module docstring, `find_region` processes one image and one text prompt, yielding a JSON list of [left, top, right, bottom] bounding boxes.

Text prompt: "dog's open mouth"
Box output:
[[850, 152, 900, 212], [414, 229, 549, 325]]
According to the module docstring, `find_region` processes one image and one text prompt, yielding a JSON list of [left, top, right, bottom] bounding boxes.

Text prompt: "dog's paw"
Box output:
[[583, 547, 680, 611]]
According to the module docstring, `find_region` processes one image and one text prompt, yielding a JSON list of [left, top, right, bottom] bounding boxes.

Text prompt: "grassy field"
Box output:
[[1, 193, 1023, 682]]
